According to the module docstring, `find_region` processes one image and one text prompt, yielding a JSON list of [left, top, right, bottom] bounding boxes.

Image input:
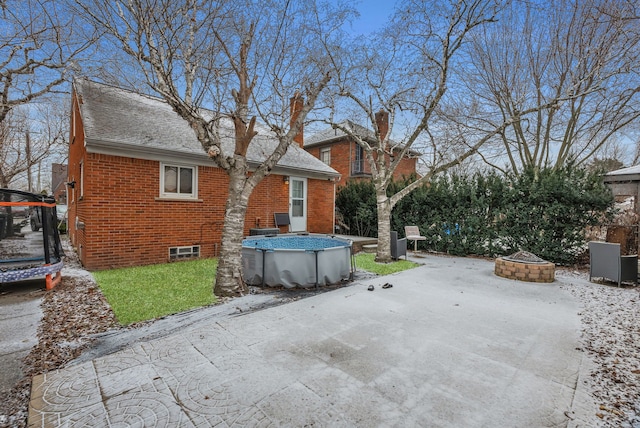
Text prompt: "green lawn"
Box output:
[[93, 258, 218, 325], [94, 254, 415, 325], [354, 253, 419, 275]]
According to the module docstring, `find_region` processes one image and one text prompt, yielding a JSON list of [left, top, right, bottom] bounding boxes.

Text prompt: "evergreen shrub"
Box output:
[[336, 166, 613, 264], [335, 180, 377, 237]]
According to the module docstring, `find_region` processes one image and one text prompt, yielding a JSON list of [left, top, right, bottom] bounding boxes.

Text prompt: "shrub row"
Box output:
[[336, 166, 614, 265]]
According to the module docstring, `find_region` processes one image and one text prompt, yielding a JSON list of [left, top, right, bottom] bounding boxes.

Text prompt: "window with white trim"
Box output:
[[71, 102, 76, 144], [160, 164, 197, 199], [320, 147, 331, 165], [79, 161, 84, 198]]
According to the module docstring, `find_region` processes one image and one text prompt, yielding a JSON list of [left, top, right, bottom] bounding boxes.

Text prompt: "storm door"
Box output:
[[289, 177, 307, 232]]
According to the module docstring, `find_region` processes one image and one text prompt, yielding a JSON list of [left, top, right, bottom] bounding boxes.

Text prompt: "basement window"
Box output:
[[169, 245, 200, 261]]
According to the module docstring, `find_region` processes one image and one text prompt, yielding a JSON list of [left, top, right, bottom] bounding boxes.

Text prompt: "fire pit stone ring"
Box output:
[[495, 251, 555, 283]]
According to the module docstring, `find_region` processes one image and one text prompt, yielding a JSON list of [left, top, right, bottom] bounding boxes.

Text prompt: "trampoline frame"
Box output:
[[0, 189, 64, 290]]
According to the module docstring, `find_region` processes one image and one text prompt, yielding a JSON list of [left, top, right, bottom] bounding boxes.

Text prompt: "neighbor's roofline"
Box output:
[[305, 136, 421, 154], [604, 174, 640, 182], [604, 164, 640, 181], [305, 131, 421, 156]]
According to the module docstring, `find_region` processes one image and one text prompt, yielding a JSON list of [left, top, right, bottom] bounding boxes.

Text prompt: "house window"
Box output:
[[79, 161, 84, 198], [352, 144, 365, 174], [291, 179, 304, 217], [169, 245, 200, 260], [71, 103, 76, 144], [320, 147, 331, 165], [160, 164, 197, 199]]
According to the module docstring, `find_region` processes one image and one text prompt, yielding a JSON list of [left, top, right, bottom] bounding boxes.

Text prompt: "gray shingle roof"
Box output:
[[604, 165, 640, 182], [305, 120, 373, 147], [75, 78, 339, 178], [305, 120, 420, 157], [606, 165, 640, 176]]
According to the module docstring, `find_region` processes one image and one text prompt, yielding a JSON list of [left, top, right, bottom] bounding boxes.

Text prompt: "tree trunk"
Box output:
[[375, 190, 392, 263], [214, 164, 250, 297]]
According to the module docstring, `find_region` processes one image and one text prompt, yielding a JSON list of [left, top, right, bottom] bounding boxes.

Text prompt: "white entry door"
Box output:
[[289, 177, 307, 232]]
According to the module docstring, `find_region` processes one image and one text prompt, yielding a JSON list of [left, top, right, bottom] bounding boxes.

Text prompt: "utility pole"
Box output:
[[37, 160, 42, 193], [25, 129, 32, 192]]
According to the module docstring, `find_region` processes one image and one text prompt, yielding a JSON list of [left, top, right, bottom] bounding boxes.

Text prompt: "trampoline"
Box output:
[[0, 189, 64, 290]]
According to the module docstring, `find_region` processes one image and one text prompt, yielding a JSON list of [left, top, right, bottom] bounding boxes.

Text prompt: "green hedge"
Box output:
[[336, 167, 614, 265], [335, 180, 377, 237]]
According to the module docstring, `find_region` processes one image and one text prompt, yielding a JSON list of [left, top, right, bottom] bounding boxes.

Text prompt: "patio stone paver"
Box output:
[[28, 255, 596, 427]]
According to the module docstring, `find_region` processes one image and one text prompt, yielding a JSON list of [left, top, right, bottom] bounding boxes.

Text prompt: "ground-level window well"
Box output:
[[169, 245, 200, 260]]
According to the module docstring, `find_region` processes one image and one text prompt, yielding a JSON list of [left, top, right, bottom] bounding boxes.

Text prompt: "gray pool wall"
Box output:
[[242, 234, 352, 288]]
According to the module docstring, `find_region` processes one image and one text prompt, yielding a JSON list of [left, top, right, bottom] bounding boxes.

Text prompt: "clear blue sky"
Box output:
[[342, 0, 397, 36]]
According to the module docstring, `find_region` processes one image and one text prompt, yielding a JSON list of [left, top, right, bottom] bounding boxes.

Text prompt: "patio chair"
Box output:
[[274, 212, 291, 232], [391, 231, 407, 260], [588, 241, 638, 287], [404, 225, 426, 252]]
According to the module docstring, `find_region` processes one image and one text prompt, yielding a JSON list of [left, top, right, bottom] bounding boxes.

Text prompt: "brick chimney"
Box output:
[[375, 109, 389, 142], [290, 92, 304, 147]]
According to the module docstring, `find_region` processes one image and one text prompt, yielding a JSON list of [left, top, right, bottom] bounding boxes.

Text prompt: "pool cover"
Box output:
[[242, 234, 352, 288]]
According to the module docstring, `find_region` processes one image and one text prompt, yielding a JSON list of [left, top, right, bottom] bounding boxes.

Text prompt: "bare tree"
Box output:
[[0, 104, 67, 190], [74, 0, 350, 296], [0, 0, 95, 126], [0, 104, 67, 236], [0, 0, 95, 238], [327, 0, 505, 262], [464, 0, 640, 174]]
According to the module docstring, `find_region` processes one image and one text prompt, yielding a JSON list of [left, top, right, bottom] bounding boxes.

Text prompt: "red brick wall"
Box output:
[[72, 154, 335, 270], [247, 175, 290, 231], [393, 156, 418, 180], [67, 89, 85, 257], [306, 138, 418, 187], [306, 139, 359, 186], [307, 179, 335, 233]]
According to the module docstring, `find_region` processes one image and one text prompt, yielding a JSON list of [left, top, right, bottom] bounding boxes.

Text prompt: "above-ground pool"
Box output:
[[242, 234, 353, 288]]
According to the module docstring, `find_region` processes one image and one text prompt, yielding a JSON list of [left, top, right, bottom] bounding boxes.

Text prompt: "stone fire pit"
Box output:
[[494, 251, 555, 283]]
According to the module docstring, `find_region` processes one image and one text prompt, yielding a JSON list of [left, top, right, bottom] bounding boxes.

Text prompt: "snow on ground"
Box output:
[[558, 268, 640, 427]]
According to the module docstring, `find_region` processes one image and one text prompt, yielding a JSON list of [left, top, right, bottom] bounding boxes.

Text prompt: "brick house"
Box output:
[[304, 116, 419, 187], [51, 163, 67, 203], [67, 79, 340, 270]]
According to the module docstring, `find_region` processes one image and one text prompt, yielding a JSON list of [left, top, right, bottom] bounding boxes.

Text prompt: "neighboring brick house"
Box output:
[[67, 79, 339, 270], [305, 117, 419, 186], [51, 163, 67, 203]]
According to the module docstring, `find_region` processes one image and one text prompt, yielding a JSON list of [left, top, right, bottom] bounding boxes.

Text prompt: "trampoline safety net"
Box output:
[[0, 189, 64, 289]]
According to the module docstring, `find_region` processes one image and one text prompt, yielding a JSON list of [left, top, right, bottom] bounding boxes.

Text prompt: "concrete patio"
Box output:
[[28, 254, 595, 427]]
